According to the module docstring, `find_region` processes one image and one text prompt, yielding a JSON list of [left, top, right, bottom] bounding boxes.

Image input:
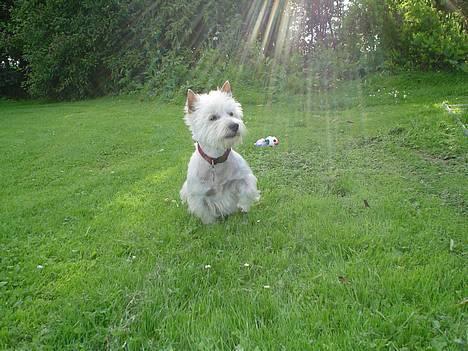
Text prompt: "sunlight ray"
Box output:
[[261, 0, 281, 54], [248, 0, 270, 46], [273, 0, 293, 61]]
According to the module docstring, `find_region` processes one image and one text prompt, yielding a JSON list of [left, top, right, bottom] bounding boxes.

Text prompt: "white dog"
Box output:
[[180, 81, 260, 224]]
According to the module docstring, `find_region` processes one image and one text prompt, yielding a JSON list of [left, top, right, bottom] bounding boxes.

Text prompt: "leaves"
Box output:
[[3, 0, 466, 100]]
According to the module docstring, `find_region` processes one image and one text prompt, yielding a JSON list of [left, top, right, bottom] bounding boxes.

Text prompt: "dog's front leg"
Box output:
[[237, 174, 260, 213], [186, 194, 217, 224]]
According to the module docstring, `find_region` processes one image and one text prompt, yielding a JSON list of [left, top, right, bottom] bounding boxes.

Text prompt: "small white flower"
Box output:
[[243, 263, 250, 267], [204, 264, 211, 269], [263, 285, 270, 289], [37, 265, 44, 269]]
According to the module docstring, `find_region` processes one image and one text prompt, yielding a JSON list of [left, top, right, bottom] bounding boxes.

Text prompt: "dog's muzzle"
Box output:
[[226, 123, 240, 138]]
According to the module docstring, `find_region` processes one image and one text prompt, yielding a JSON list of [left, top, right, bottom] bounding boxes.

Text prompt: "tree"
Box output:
[[0, 0, 26, 97]]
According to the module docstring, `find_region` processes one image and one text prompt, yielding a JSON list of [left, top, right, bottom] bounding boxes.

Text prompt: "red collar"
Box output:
[[197, 143, 231, 165]]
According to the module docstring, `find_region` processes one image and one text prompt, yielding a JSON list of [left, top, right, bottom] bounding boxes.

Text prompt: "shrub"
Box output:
[[391, 0, 467, 70]]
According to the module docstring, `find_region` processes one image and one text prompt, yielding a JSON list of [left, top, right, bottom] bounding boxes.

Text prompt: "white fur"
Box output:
[[180, 85, 260, 224]]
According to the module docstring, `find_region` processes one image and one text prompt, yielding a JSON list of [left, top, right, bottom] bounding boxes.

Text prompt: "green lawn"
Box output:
[[0, 72, 467, 350]]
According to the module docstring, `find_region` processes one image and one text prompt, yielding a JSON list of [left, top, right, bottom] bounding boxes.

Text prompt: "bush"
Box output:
[[11, 0, 124, 100], [0, 0, 26, 97], [392, 0, 467, 70], [2, 0, 466, 100]]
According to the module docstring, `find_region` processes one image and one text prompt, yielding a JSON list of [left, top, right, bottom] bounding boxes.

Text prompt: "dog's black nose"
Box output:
[[229, 123, 239, 132]]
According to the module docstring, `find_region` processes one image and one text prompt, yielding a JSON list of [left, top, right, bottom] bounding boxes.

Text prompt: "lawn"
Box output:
[[0, 72, 467, 350]]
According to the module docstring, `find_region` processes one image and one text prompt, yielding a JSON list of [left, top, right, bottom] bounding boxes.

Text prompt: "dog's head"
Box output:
[[184, 81, 245, 149]]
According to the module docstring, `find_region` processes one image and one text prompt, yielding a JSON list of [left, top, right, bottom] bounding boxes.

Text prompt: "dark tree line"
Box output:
[[1, 0, 466, 100]]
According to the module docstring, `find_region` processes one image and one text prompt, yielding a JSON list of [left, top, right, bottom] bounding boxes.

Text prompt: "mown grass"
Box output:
[[0, 72, 467, 350]]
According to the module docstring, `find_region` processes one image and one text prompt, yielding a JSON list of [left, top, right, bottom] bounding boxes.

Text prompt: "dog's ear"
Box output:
[[221, 81, 232, 96], [186, 89, 198, 113]]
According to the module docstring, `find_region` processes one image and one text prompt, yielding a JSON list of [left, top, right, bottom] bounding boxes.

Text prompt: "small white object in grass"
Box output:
[[158, 149, 165, 152], [204, 264, 211, 269], [37, 265, 44, 269], [256, 219, 261, 223], [449, 239, 455, 252], [263, 285, 270, 289], [243, 263, 250, 267], [255, 136, 279, 147]]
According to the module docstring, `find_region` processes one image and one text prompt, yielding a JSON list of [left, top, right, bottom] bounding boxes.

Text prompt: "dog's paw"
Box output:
[[200, 215, 217, 225], [238, 205, 250, 213]]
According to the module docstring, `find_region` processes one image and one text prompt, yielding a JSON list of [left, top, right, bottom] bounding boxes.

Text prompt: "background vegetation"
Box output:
[[1, 0, 467, 100]]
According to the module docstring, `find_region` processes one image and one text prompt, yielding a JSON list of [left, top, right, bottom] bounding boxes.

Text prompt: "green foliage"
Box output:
[[0, 57, 25, 97], [10, 0, 125, 99], [144, 51, 191, 98], [5, 0, 249, 99], [341, 0, 396, 71], [1, 0, 467, 99], [343, 0, 468, 71], [393, 0, 468, 70], [0, 0, 26, 97]]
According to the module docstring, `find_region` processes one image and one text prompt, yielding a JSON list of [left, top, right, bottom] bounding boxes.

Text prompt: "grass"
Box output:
[[0, 72, 467, 350]]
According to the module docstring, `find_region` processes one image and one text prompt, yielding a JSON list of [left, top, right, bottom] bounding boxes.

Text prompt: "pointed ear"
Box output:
[[186, 89, 198, 113], [221, 81, 232, 95]]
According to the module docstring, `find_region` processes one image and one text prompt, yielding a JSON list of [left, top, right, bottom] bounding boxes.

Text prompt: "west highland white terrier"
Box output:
[[180, 81, 260, 224]]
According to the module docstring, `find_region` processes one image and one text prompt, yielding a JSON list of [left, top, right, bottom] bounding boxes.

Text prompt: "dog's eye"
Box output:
[[209, 114, 219, 121], [228, 112, 234, 116]]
